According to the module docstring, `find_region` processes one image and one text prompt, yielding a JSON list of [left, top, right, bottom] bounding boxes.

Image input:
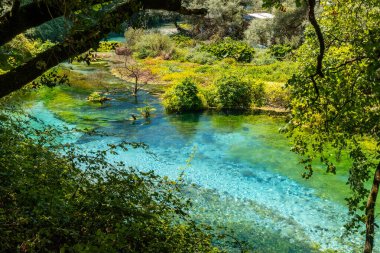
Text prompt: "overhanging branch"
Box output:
[[0, 0, 207, 98], [0, 1, 139, 98], [0, 1, 66, 46], [307, 0, 325, 78]]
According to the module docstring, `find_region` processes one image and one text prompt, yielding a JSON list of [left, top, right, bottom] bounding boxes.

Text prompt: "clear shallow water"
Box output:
[[25, 93, 373, 253], [22, 62, 375, 252]]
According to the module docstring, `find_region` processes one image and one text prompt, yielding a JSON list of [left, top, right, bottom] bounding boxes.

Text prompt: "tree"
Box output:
[[0, 0, 206, 98], [183, 0, 246, 39], [163, 78, 204, 112], [0, 106, 221, 252], [277, 0, 379, 252], [244, 0, 308, 47], [114, 56, 155, 97]]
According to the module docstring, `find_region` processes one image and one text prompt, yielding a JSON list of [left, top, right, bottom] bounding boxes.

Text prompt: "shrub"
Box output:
[[134, 33, 175, 59], [87, 91, 110, 104], [163, 78, 204, 112], [201, 38, 255, 63], [97, 41, 122, 52], [200, 85, 218, 108], [264, 82, 289, 108], [170, 34, 196, 47], [251, 81, 266, 107], [215, 75, 252, 109], [185, 50, 218, 65], [138, 105, 156, 118], [0, 109, 222, 253], [269, 44, 292, 59], [124, 27, 145, 47], [251, 49, 277, 65]]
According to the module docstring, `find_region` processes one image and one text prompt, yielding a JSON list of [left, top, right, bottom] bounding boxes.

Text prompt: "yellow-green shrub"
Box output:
[[163, 78, 204, 113], [264, 82, 289, 108], [215, 75, 253, 109], [134, 33, 175, 59]]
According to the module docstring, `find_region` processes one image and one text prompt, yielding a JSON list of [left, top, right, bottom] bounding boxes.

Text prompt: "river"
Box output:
[[22, 61, 372, 252]]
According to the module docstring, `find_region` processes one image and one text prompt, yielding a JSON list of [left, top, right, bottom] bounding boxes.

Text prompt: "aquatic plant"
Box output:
[[87, 91, 110, 104], [138, 105, 156, 118]]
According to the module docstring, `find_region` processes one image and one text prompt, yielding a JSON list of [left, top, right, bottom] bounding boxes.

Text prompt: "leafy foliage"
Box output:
[[137, 105, 156, 118], [0, 34, 55, 71], [184, 0, 246, 39], [97, 41, 122, 52], [87, 91, 110, 104], [163, 78, 204, 112], [269, 44, 292, 59], [185, 50, 218, 64], [245, 1, 306, 48], [284, 0, 380, 235], [170, 34, 196, 47], [31, 68, 69, 89], [214, 75, 253, 109], [124, 27, 145, 48], [0, 107, 221, 253], [133, 32, 175, 59], [201, 38, 255, 63]]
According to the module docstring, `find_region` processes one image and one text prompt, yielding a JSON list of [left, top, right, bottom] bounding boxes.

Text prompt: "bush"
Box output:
[[0, 109, 221, 252], [97, 41, 122, 52], [264, 82, 290, 108], [124, 27, 145, 47], [185, 50, 218, 65], [87, 91, 110, 104], [201, 38, 255, 63], [251, 49, 277, 65], [134, 33, 175, 59], [170, 34, 196, 47], [251, 81, 266, 107], [163, 78, 204, 112], [137, 105, 156, 118], [200, 85, 218, 108], [215, 75, 252, 109], [269, 44, 292, 59]]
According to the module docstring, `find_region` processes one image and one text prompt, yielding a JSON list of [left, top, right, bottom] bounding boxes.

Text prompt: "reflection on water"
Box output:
[[24, 72, 375, 253]]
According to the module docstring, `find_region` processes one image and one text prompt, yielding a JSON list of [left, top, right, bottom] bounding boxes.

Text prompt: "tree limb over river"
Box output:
[[0, 0, 206, 98]]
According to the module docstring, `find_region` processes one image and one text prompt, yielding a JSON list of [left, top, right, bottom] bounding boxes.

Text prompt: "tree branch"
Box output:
[[0, 1, 139, 98], [0, 0, 206, 47], [0, 1, 65, 46], [0, 0, 206, 98], [307, 0, 325, 78]]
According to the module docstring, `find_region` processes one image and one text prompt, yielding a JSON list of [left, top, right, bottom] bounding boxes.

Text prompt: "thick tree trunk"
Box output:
[[364, 162, 380, 253]]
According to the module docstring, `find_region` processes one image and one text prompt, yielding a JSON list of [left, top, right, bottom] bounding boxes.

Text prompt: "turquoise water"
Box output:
[[25, 91, 371, 252], [20, 62, 375, 252]]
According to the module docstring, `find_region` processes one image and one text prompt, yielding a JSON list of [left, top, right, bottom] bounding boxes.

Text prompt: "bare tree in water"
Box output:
[[115, 56, 155, 97]]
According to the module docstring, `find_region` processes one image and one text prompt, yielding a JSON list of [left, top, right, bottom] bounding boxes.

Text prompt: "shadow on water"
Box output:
[[165, 113, 201, 140]]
